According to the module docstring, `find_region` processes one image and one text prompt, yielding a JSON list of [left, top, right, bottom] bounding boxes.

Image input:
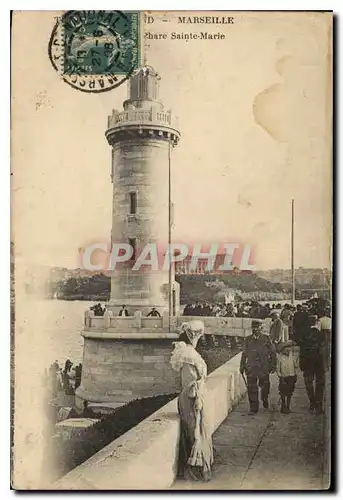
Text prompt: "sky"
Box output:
[[12, 11, 332, 270]]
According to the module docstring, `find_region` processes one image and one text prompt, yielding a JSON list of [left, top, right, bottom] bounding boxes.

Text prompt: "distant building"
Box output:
[[175, 254, 242, 275]]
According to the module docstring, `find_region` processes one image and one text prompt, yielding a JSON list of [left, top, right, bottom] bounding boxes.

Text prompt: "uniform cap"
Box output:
[[251, 319, 263, 328]]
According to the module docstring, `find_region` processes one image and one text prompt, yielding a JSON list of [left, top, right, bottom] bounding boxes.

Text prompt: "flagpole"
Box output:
[[291, 199, 295, 305]]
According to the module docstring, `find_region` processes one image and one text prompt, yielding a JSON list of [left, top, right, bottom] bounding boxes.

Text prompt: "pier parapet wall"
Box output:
[[55, 353, 246, 490], [83, 309, 273, 336], [76, 311, 285, 408]]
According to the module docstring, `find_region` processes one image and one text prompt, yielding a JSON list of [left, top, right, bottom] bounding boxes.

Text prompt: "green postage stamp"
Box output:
[[49, 10, 141, 93]]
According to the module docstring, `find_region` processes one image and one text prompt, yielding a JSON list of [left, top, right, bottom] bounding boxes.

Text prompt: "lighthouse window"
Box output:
[[129, 238, 136, 261], [129, 192, 137, 214]]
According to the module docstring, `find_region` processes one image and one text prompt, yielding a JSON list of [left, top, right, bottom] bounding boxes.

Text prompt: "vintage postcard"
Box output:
[[11, 10, 332, 490]]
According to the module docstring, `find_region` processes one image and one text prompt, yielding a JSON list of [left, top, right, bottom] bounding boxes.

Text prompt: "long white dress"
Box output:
[[170, 341, 213, 481]]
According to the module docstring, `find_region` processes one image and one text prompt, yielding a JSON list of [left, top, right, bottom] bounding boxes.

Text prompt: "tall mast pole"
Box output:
[[168, 141, 172, 330], [291, 199, 295, 305]]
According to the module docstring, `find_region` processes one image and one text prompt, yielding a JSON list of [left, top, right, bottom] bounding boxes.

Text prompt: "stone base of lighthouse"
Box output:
[[75, 332, 180, 409]]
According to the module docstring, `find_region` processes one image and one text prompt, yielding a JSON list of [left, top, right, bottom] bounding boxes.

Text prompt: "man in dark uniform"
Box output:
[[240, 319, 276, 414], [118, 304, 129, 317], [298, 314, 326, 414], [147, 307, 161, 317], [293, 304, 309, 345]]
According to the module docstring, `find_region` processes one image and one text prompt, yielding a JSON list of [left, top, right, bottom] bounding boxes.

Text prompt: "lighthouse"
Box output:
[[75, 68, 183, 407], [105, 66, 181, 316]]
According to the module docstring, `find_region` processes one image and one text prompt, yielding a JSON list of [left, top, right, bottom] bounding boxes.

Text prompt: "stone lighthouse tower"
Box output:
[[106, 67, 180, 315], [75, 69, 182, 408]]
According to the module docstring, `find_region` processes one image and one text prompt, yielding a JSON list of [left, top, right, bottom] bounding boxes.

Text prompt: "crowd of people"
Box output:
[[43, 296, 330, 483], [45, 359, 82, 398], [182, 300, 287, 318], [182, 297, 329, 322], [91, 299, 329, 322], [240, 302, 331, 416], [170, 304, 331, 481]]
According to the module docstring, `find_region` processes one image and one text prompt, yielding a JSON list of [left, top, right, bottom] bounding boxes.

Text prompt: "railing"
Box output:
[[107, 108, 177, 130], [84, 310, 167, 331], [141, 317, 164, 329], [83, 310, 284, 339]]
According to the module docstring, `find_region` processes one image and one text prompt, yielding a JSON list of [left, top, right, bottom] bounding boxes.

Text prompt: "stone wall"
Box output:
[[78, 313, 287, 407], [54, 353, 246, 490], [76, 336, 180, 407], [84, 311, 273, 337]]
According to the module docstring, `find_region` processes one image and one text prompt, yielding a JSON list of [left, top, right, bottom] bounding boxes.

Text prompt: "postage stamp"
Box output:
[[49, 10, 141, 93]]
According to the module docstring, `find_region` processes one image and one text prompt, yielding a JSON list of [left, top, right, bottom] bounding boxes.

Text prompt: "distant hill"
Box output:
[[49, 267, 330, 302], [176, 273, 289, 304], [55, 274, 110, 301], [52, 271, 288, 302]]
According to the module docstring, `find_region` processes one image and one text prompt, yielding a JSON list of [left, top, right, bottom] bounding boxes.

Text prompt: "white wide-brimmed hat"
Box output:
[[179, 320, 205, 343]]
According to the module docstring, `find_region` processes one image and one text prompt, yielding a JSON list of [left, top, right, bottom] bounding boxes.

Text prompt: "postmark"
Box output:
[[49, 10, 141, 93]]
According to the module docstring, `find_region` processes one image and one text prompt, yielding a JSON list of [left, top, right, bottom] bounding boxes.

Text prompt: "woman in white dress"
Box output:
[[170, 320, 213, 481]]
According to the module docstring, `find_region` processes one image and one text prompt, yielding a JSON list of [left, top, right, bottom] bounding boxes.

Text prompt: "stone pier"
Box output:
[[75, 312, 279, 408]]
